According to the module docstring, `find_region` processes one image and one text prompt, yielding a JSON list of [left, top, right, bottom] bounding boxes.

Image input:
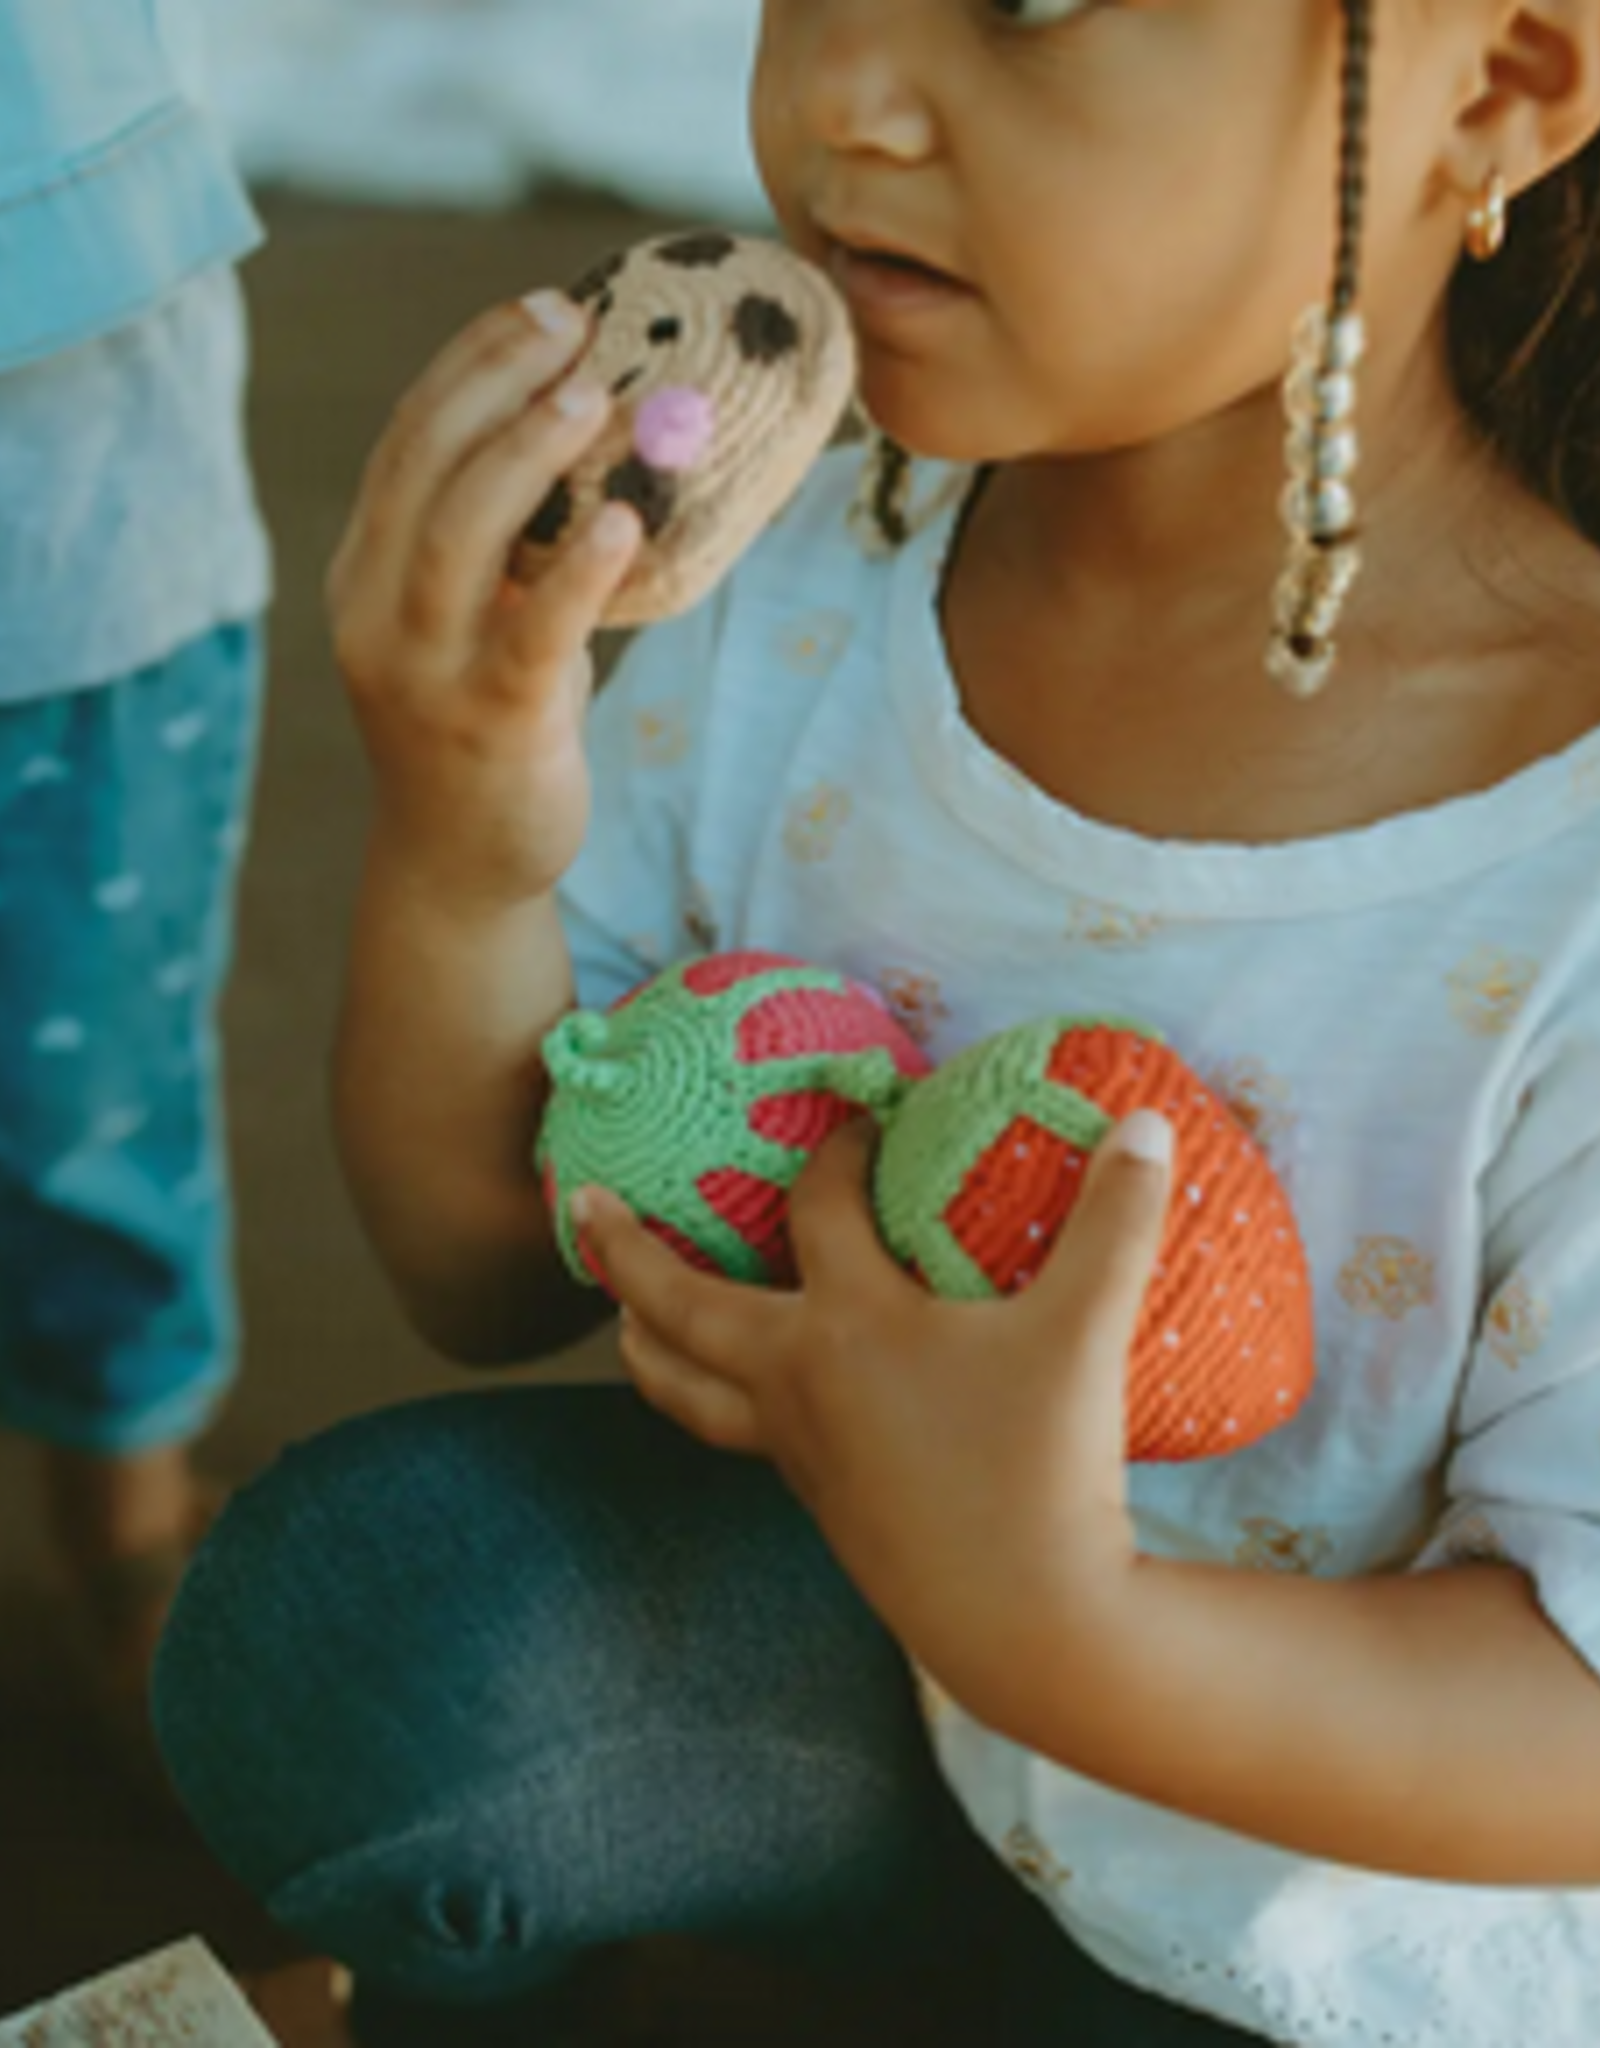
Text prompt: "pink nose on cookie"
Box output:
[[634, 386, 716, 472]]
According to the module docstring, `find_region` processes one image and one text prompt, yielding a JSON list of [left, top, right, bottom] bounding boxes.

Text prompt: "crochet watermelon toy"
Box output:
[[540, 951, 932, 1287], [873, 1018, 1316, 1462]]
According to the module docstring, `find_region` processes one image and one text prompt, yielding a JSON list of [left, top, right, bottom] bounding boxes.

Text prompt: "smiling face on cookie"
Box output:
[[510, 230, 856, 626]]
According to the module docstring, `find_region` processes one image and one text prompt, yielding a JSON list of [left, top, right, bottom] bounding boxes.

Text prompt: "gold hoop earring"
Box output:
[[1466, 172, 1509, 263]]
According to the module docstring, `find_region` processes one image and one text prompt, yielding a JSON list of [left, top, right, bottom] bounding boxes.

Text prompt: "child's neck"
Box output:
[[977, 324, 1477, 668], [941, 334, 1600, 846]]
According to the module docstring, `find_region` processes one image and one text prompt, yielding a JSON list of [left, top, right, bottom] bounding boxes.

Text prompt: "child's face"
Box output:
[[751, 0, 1460, 465]]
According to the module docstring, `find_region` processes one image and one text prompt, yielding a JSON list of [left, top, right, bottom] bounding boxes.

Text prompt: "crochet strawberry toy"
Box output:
[[873, 1018, 1316, 1462], [539, 951, 932, 1287], [539, 956, 1316, 1464]]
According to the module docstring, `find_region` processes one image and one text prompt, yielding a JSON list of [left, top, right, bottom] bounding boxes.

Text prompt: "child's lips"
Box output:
[[823, 237, 975, 322]]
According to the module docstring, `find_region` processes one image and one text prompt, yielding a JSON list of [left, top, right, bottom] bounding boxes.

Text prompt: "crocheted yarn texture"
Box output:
[[511, 231, 857, 625], [875, 1020, 1316, 1462], [540, 956, 1316, 1463], [539, 951, 932, 1287]]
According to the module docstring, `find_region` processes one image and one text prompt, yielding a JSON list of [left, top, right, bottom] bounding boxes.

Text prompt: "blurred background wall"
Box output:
[[216, 0, 765, 220]]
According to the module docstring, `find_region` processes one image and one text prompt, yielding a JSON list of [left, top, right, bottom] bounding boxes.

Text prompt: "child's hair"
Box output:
[[1451, 139, 1600, 546]]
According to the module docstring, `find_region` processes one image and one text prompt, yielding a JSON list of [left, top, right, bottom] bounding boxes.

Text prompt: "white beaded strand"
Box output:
[[1267, 306, 1366, 699]]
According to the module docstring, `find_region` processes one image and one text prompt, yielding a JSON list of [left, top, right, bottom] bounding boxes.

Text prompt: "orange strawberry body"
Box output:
[[874, 1021, 1316, 1462]]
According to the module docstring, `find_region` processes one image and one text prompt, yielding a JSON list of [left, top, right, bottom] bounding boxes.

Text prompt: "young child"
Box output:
[[155, 3, 1600, 2043], [1, 1, 269, 1710]]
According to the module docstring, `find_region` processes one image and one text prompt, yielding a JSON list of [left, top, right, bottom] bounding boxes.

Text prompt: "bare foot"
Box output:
[[241, 1961, 357, 2047]]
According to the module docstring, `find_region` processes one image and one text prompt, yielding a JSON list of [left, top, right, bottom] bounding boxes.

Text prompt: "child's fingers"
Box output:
[[350, 297, 592, 581], [408, 293, 587, 425], [1029, 1112, 1173, 1367], [787, 1119, 912, 1307], [484, 504, 644, 700], [618, 1313, 764, 1456], [408, 377, 620, 641]]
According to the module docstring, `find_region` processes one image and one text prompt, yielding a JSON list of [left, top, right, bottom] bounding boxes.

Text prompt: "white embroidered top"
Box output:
[[557, 447, 1600, 2048]]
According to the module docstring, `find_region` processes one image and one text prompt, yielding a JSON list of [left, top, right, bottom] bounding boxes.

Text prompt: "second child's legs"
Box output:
[[154, 1386, 1254, 2046], [0, 623, 263, 1691]]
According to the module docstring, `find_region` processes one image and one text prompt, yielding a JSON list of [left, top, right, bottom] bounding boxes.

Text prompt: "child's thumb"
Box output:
[[1031, 1110, 1175, 1364]]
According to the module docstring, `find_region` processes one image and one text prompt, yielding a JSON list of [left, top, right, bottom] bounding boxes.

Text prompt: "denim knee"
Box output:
[[153, 1389, 935, 2005]]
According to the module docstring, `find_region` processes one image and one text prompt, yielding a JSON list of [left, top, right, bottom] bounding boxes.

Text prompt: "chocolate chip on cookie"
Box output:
[[508, 231, 857, 626]]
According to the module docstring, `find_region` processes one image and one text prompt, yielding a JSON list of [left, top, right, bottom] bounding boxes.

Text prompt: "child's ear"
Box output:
[[1445, 2, 1600, 204]]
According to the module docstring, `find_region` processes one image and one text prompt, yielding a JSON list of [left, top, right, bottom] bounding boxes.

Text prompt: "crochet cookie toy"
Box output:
[[873, 1019, 1317, 1462], [510, 231, 858, 626], [538, 952, 932, 1287]]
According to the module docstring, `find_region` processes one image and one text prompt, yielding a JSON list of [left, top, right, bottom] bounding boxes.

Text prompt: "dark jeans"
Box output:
[[153, 1387, 1253, 2045]]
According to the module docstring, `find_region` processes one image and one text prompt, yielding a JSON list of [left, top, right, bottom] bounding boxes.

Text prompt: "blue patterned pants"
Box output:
[[0, 622, 263, 1452]]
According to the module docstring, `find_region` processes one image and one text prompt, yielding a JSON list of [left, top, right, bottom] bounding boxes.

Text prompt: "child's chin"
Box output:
[[856, 395, 984, 466], [855, 369, 1023, 469]]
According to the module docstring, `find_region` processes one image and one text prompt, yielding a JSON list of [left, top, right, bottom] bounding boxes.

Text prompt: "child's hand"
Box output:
[[327, 294, 644, 909], [575, 1112, 1174, 1715]]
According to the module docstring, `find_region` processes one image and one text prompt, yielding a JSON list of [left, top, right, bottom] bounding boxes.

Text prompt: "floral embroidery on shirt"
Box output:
[[682, 879, 719, 954], [775, 610, 855, 678], [632, 702, 692, 769], [1445, 946, 1540, 1038], [1235, 1519, 1335, 1575], [1063, 895, 1166, 950], [1002, 1823, 1072, 1899], [784, 784, 853, 865], [1338, 1237, 1438, 1322], [1204, 1058, 1298, 1154], [876, 968, 950, 1048], [1484, 1273, 1551, 1371]]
